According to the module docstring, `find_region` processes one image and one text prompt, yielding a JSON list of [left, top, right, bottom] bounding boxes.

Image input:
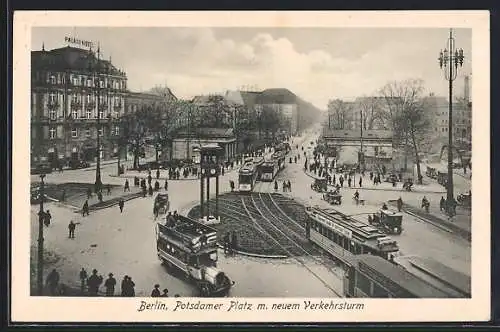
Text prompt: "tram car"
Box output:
[[343, 254, 470, 298], [238, 157, 264, 192], [305, 206, 399, 267], [259, 151, 287, 181], [156, 215, 235, 297], [369, 209, 403, 235]]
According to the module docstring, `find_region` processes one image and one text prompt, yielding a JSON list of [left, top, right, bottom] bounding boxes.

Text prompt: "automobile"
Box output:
[[154, 193, 170, 215], [31, 163, 52, 175], [69, 160, 90, 170], [384, 173, 399, 183]]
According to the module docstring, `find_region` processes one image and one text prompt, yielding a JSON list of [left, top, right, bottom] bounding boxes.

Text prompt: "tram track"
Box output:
[[247, 193, 343, 296]]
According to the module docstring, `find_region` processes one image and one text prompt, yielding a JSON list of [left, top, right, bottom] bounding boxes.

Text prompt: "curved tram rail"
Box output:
[[209, 192, 344, 297]]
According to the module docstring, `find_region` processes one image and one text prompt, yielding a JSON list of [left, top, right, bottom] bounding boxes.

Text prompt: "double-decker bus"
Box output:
[[305, 206, 399, 266], [343, 254, 470, 298], [156, 215, 234, 296], [238, 157, 264, 192], [259, 151, 287, 181]]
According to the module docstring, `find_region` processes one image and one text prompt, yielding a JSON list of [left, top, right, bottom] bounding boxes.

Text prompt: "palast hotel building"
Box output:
[[31, 40, 128, 167]]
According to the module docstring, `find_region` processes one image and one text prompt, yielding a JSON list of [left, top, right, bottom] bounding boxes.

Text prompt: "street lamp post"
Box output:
[[438, 28, 464, 215], [37, 173, 46, 295]]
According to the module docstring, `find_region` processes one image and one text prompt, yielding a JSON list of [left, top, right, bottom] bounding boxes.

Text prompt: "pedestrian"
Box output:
[[347, 177, 352, 188], [142, 186, 147, 198], [148, 174, 152, 185], [164, 179, 168, 191], [87, 269, 103, 296], [359, 177, 363, 187], [148, 185, 154, 196], [339, 176, 344, 187], [369, 171, 373, 181], [97, 191, 103, 203], [397, 197, 403, 212], [68, 220, 76, 239], [274, 180, 278, 191], [79, 268, 88, 294], [230, 180, 234, 192], [61, 189, 66, 202], [151, 284, 161, 297], [156, 168, 160, 179], [44, 210, 52, 227], [46, 269, 60, 296], [118, 199, 124, 213], [128, 277, 136, 297], [287, 180, 292, 192], [231, 231, 238, 254], [121, 276, 129, 296], [107, 184, 112, 195], [440, 196, 446, 212], [161, 288, 169, 297], [104, 273, 117, 296]]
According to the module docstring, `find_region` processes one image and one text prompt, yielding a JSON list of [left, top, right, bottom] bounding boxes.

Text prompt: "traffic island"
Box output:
[[187, 192, 314, 258]]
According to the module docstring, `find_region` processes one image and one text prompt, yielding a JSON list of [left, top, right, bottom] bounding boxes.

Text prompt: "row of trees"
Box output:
[[327, 79, 435, 184], [117, 90, 294, 169]]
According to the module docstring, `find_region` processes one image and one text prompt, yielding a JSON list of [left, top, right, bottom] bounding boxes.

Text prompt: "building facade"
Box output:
[[322, 129, 394, 170], [31, 45, 127, 166]]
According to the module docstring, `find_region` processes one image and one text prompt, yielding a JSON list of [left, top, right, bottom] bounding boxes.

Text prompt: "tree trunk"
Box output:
[[133, 143, 140, 169], [404, 133, 408, 172], [411, 129, 423, 185]]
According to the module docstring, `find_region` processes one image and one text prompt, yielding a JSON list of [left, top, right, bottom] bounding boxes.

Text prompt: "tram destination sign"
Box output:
[[64, 36, 94, 49], [314, 213, 352, 239]]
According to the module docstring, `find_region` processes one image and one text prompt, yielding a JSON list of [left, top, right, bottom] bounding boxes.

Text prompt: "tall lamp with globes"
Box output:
[[438, 28, 465, 216]]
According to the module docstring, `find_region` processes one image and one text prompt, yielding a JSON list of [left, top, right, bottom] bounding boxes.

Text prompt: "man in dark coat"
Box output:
[[124, 179, 130, 192], [118, 199, 124, 213], [68, 220, 76, 238], [44, 210, 52, 227], [104, 273, 117, 296], [151, 284, 161, 297], [156, 169, 160, 179], [46, 269, 60, 295], [79, 268, 88, 294], [87, 269, 103, 296], [397, 197, 403, 212]]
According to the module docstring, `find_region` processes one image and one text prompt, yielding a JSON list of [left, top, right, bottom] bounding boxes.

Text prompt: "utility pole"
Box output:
[[93, 44, 103, 193]]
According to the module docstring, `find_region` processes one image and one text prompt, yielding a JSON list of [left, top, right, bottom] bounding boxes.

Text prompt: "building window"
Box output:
[[49, 127, 57, 139], [49, 109, 57, 120], [72, 109, 78, 119], [87, 78, 93, 87], [86, 110, 93, 119], [85, 128, 91, 137], [98, 110, 104, 119], [50, 75, 56, 85], [98, 128, 103, 137], [114, 126, 120, 136], [71, 128, 78, 138]]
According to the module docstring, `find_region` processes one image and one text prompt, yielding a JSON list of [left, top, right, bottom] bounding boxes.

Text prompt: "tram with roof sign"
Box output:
[[259, 151, 287, 181], [344, 254, 470, 298], [305, 206, 400, 267], [238, 157, 264, 192], [156, 215, 235, 297]]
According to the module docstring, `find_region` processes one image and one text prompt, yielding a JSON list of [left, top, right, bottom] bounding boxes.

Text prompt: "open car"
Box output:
[[457, 192, 471, 208], [311, 177, 328, 193], [369, 209, 403, 235], [154, 193, 170, 215], [323, 190, 342, 205]]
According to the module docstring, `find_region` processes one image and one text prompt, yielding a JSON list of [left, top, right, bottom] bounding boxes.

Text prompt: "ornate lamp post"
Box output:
[[37, 173, 46, 295], [438, 28, 465, 215]]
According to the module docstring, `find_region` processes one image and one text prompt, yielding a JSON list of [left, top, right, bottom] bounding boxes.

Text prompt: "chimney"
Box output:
[[464, 75, 470, 102]]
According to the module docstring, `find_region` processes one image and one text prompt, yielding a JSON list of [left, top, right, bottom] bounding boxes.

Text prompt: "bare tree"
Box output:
[[355, 96, 386, 130], [380, 79, 431, 184], [327, 99, 353, 130]]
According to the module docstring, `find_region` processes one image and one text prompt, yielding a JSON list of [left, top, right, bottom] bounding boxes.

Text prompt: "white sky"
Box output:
[[32, 27, 472, 110]]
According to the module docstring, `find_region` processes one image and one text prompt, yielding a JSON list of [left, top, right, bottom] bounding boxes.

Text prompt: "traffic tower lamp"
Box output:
[[438, 28, 465, 215]]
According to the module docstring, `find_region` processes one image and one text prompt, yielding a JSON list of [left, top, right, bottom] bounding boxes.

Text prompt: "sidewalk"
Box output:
[[109, 166, 240, 181], [303, 169, 446, 194], [389, 200, 471, 242]]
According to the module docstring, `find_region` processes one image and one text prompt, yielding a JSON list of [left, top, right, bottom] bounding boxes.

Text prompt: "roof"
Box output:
[[397, 256, 471, 296], [239, 91, 261, 108], [258, 88, 297, 105], [357, 254, 455, 298], [323, 129, 393, 140], [31, 46, 126, 77]]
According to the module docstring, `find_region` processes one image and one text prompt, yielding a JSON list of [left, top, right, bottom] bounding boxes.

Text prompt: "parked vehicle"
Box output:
[[69, 160, 90, 170], [31, 163, 52, 175], [322, 190, 342, 205]]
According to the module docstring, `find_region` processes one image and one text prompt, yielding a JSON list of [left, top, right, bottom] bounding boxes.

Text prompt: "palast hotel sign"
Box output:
[[64, 36, 94, 49]]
